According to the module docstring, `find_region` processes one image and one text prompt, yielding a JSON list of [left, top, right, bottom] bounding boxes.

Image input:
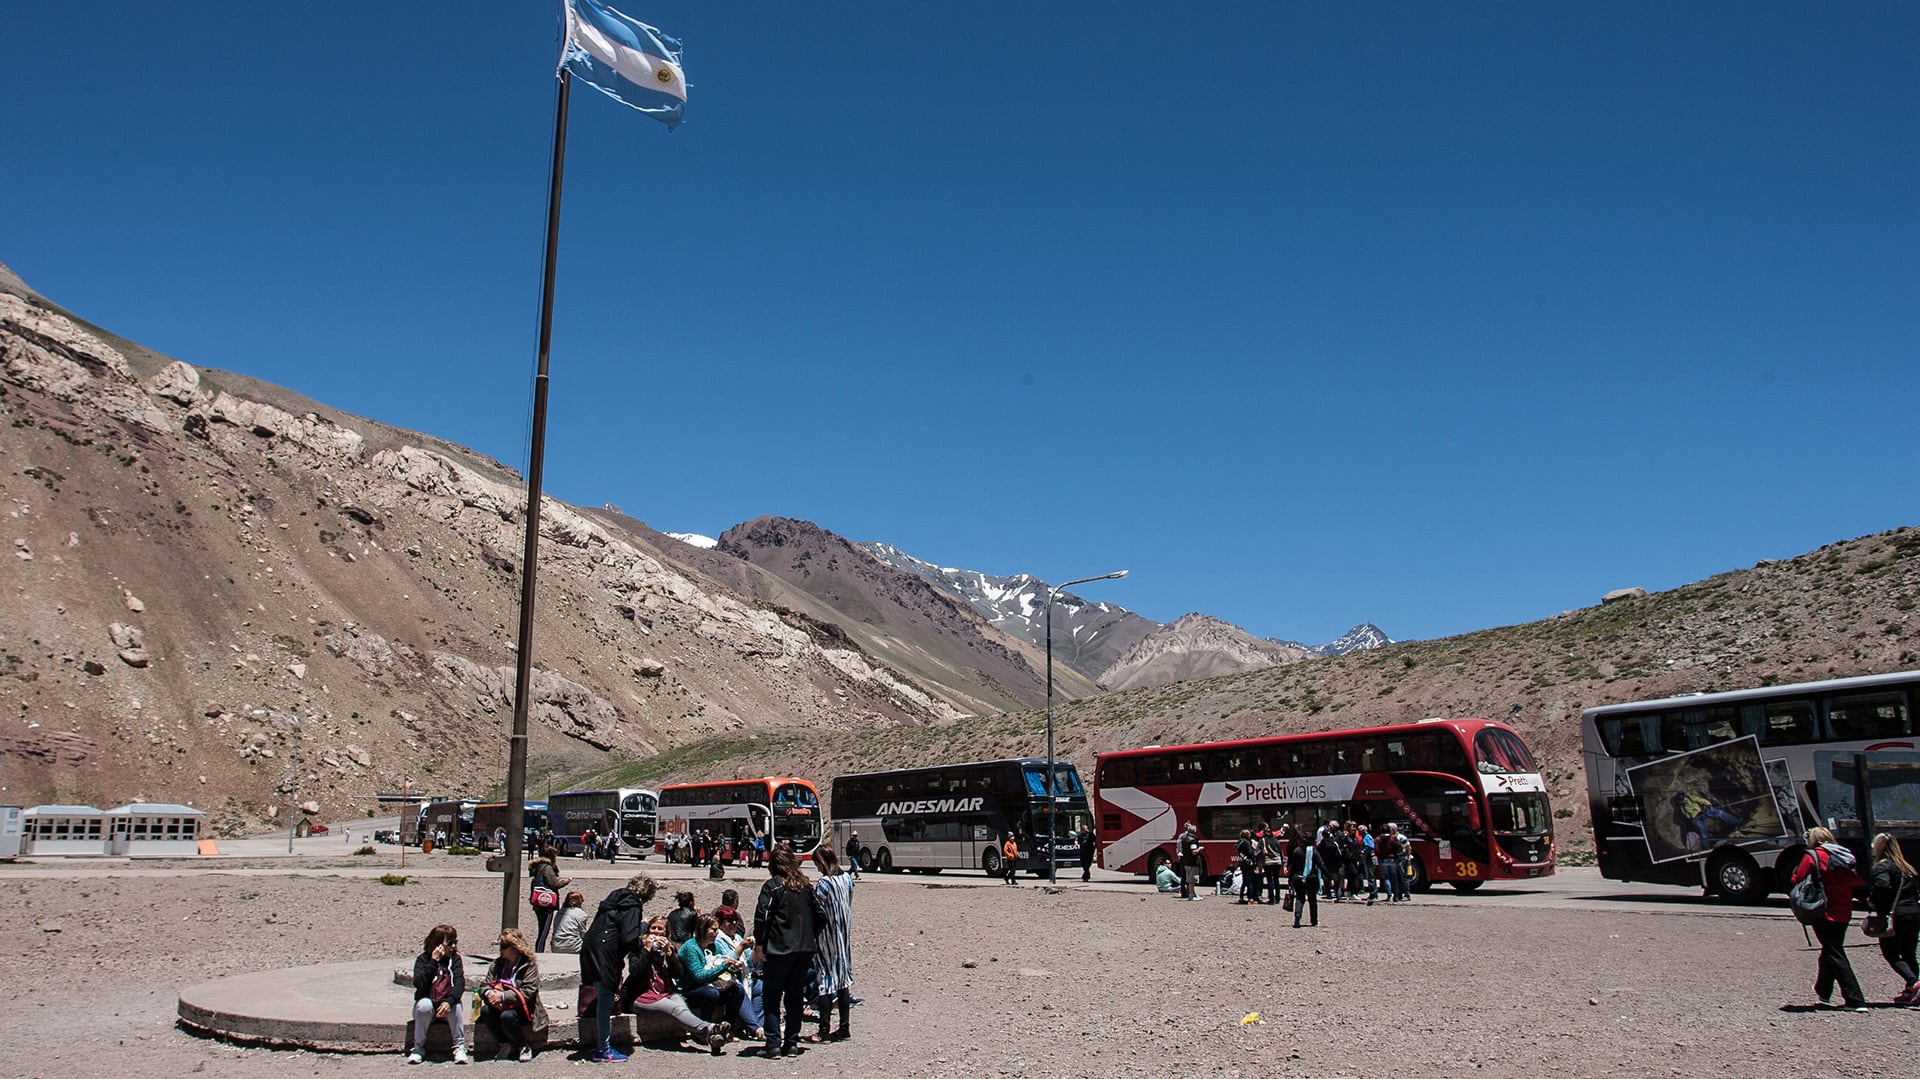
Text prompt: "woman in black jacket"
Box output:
[[409, 923, 469, 1064], [579, 874, 657, 1063], [753, 848, 823, 1058], [1868, 832, 1920, 1005]]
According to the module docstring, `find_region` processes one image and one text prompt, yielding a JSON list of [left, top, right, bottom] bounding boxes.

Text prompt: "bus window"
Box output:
[[1100, 759, 1136, 788], [1353, 737, 1385, 773], [1762, 700, 1817, 746], [1827, 692, 1908, 740], [1288, 743, 1328, 776], [1473, 728, 1535, 774], [1596, 714, 1658, 756], [1672, 707, 1739, 749], [1174, 753, 1207, 779]]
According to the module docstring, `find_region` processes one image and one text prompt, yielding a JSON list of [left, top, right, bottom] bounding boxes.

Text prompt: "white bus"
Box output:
[[830, 758, 1091, 877], [1582, 670, 1918, 902], [547, 788, 658, 859]]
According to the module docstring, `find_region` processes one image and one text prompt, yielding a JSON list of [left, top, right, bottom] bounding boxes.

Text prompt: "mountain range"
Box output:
[[3, 259, 1915, 853]]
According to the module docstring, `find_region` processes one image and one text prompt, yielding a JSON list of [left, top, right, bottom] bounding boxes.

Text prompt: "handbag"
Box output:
[[429, 960, 454, 1004], [530, 885, 559, 910], [1282, 891, 1294, 912]]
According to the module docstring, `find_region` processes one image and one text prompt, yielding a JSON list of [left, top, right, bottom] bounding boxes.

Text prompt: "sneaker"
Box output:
[[1895, 986, 1919, 1005], [595, 1047, 630, 1063], [708, 1022, 731, 1056], [1852, 1005, 1870, 1013], [518, 1046, 533, 1063], [452, 1046, 470, 1065], [407, 1052, 424, 1065]]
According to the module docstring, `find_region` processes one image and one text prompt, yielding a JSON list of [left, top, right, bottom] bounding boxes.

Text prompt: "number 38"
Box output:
[[1452, 860, 1480, 878]]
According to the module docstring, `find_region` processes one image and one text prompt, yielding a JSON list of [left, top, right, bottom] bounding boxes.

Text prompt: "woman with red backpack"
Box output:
[[1789, 826, 1869, 1011]]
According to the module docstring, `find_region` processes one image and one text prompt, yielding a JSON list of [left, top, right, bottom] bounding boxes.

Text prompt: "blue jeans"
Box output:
[[761, 951, 813, 1052], [1379, 857, 1403, 900]]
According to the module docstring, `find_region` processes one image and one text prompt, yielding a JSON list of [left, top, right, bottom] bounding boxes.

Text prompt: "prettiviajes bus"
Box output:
[[1094, 719, 1556, 892], [1582, 670, 1918, 902], [656, 777, 822, 856]]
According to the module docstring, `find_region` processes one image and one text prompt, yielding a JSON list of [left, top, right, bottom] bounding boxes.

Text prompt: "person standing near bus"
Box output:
[[844, 831, 862, 879], [1377, 824, 1407, 903], [1002, 832, 1021, 886], [1290, 833, 1320, 928], [1235, 829, 1260, 905], [1079, 823, 1096, 882], [1178, 821, 1203, 900], [1789, 826, 1868, 1011], [1261, 823, 1286, 905], [1868, 832, 1920, 1005]]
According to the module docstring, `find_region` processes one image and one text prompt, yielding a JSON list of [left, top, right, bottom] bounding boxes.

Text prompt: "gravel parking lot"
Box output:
[[6, 851, 1918, 1078]]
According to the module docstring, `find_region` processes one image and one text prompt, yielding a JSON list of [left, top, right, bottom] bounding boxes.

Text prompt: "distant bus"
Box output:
[[1583, 670, 1919, 902], [472, 800, 548, 851], [547, 788, 658, 858], [830, 758, 1090, 877], [1095, 719, 1556, 892], [418, 799, 478, 848], [657, 778, 822, 856]]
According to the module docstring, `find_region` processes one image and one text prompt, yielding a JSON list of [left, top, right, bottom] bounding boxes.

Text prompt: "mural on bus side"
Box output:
[[1624, 736, 1791, 864]]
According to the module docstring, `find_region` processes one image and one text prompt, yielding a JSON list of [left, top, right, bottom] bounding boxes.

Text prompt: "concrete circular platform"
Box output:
[[178, 957, 680, 1055]]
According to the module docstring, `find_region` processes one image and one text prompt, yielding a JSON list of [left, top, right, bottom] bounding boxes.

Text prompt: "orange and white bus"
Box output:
[[1094, 719, 1556, 892], [656, 777, 823, 856]]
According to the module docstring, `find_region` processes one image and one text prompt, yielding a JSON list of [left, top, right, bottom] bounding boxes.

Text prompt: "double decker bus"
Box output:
[[472, 800, 548, 852], [547, 788, 658, 859], [1583, 670, 1919, 902], [830, 758, 1090, 877], [418, 799, 477, 849], [657, 778, 822, 856], [1094, 719, 1555, 892]]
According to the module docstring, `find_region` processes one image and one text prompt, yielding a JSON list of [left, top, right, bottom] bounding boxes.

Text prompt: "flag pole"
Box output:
[[502, 67, 573, 933]]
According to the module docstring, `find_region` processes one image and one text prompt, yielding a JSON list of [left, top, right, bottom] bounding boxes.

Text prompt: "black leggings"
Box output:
[[1881, 914, 1920, 988]]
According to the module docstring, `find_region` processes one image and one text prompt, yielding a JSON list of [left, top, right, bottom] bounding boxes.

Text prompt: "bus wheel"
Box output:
[[982, 846, 1003, 878], [1708, 849, 1765, 904], [1146, 848, 1170, 881], [876, 848, 894, 874], [1449, 880, 1483, 893], [1407, 856, 1431, 893]]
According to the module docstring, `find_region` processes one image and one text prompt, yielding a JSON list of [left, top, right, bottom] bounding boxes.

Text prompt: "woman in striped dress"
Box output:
[[810, 845, 856, 1041]]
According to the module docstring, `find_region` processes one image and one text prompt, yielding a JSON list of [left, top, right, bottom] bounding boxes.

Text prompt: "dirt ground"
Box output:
[[6, 856, 1918, 1079]]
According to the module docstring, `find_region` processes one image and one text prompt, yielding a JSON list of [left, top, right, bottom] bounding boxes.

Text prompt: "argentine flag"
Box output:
[[560, 0, 687, 131]]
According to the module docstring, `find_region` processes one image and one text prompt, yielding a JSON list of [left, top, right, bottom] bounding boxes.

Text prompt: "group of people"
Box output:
[[1787, 828, 1919, 1010], [1153, 819, 1415, 927], [410, 842, 859, 1063], [661, 828, 769, 868], [574, 843, 858, 1062]]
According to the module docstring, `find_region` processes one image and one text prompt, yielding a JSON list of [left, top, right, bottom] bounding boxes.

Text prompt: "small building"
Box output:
[[21, 805, 109, 855], [106, 803, 206, 856]]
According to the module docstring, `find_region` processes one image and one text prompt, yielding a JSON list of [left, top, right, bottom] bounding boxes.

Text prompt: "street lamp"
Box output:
[[1044, 569, 1127, 884]]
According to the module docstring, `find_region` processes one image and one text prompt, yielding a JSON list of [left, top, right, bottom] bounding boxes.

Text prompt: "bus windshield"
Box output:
[[1474, 728, 1537, 774], [1023, 763, 1083, 797], [1489, 792, 1552, 835]]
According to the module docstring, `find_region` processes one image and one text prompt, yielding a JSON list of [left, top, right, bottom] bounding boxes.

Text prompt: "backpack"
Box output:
[[1789, 846, 1855, 925]]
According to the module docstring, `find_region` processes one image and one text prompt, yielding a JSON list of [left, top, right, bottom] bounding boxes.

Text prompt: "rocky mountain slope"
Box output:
[[1098, 612, 1319, 691], [0, 279, 977, 832], [856, 542, 1154, 682]]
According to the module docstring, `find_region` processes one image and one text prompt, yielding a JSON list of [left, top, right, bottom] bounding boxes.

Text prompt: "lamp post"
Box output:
[[1044, 569, 1127, 883]]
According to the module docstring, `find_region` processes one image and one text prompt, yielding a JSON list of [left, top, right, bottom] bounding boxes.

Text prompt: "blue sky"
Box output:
[[4, 3, 1915, 645]]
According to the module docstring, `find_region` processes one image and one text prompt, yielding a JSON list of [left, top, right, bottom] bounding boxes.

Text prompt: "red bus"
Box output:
[[656, 777, 823, 856], [1093, 719, 1556, 892]]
